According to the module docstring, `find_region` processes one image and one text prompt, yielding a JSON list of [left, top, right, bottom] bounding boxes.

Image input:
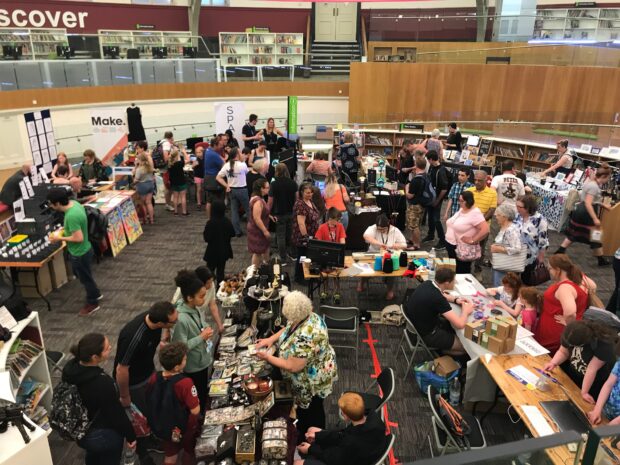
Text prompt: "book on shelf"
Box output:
[[6, 338, 43, 383], [496, 146, 523, 159]]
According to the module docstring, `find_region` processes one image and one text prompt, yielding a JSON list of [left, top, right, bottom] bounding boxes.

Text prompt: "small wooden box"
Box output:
[[235, 426, 256, 463], [18, 263, 53, 298]]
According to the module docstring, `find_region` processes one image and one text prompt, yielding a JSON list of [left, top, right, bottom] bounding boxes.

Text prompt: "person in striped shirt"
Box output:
[[444, 167, 473, 221]]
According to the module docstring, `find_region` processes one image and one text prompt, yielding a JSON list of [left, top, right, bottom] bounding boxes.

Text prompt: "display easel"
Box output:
[[601, 203, 620, 256]]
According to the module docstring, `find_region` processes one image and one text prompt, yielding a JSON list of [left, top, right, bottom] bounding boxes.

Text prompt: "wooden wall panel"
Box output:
[[348, 63, 620, 125], [0, 81, 349, 112]]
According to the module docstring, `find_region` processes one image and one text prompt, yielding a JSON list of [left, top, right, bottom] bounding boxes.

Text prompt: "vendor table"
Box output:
[[481, 354, 618, 465], [526, 178, 570, 231], [303, 254, 428, 300], [0, 243, 65, 312]]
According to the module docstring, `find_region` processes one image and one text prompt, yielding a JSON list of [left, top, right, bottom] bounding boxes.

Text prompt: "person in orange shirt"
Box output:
[[314, 208, 347, 305], [323, 173, 350, 230]]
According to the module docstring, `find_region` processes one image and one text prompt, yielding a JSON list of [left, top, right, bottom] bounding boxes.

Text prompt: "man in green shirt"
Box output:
[[47, 188, 102, 316]]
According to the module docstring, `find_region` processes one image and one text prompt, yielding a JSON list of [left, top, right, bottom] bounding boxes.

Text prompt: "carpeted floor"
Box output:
[[22, 198, 615, 465]]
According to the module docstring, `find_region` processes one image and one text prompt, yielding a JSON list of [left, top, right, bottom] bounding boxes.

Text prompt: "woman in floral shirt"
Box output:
[[491, 203, 523, 286], [292, 183, 321, 283], [256, 291, 337, 439], [515, 194, 549, 285]]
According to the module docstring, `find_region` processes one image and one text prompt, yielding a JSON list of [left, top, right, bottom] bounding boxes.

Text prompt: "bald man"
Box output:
[[0, 163, 32, 208]]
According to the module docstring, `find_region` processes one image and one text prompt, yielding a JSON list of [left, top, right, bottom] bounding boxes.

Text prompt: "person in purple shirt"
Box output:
[[204, 136, 225, 219]]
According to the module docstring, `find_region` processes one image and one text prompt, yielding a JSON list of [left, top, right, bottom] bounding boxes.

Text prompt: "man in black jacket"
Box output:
[[295, 392, 387, 465], [423, 150, 451, 250]]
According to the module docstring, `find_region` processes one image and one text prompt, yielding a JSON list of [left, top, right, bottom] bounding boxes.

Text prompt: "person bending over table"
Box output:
[[358, 214, 407, 300], [544, 320, 616, 403], [405, 267, 474, 356], [295, 392, 387, 465], [534, 254, 588, 353], [255, 291, 337, 440]]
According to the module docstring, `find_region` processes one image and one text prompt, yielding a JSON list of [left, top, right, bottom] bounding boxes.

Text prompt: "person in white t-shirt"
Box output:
[[216, 147, 250, 236], [358, 214, 407, 300], [490, 160, 525, 207], [160, 131, 177, 211]]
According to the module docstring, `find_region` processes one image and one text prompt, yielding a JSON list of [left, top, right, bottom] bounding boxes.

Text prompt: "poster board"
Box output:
[[106, 207, 127, 257], [24, 109, 56, 173], [119, 199, 142, 244]]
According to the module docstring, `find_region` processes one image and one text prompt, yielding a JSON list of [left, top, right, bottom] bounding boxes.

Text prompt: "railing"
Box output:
[[305, 14, 311, 69]]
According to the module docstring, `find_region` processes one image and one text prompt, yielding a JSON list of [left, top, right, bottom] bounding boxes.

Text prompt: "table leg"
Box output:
[[307, 277, 315, 300], [8, 267, 18, 299], [33, 269, 52, 312], [479, 385, 500, 424]]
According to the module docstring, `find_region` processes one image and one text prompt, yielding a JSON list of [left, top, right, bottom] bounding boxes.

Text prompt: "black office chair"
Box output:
[[126, 48, 140, 59]]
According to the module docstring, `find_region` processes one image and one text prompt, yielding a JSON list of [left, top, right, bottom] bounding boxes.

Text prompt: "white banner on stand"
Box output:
[[90, 107, 128, 164], [214, 102, 245, 141]]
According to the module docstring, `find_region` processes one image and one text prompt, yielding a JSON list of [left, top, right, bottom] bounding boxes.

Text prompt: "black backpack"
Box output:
[[84, 205, 109, 244], [147, 372, 190, 441], [50, 381, 93, 441], [151, 142, 167, 169], [415, 174, 436, 207]]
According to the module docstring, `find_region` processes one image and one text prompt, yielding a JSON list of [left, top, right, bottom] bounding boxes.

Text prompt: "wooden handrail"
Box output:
[[305, 14, 311, 67], [361, 17, 368, 58]]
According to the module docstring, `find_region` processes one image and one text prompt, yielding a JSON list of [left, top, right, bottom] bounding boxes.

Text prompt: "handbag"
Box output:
[[522, 259, 551, 286], [492, 246, 527, 273], [455, 239, 481, 262], [339, 184, 355, 215]]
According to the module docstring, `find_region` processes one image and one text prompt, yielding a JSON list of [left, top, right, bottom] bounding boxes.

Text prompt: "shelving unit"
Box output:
[[534, 7, 620, 41], [0, 28, 68, 60], [98, 30, 193, 58], [219, 31, 304, 67]]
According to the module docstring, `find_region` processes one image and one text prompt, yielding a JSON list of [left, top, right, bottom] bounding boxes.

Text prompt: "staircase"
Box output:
[[309, 42, 361, 76]]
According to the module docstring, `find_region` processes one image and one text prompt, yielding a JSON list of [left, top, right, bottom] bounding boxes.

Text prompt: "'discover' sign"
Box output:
[[214, 102, 246, 139], [90, 107, 128, 164]]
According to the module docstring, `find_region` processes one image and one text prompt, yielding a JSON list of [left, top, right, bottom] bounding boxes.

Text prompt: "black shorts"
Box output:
[[423, 320, 456, 351], [206, 189, 225, 203]]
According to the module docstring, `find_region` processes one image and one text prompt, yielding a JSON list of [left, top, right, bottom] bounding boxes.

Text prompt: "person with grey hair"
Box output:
[[490, 203, 522, 286], [255, 291, 337, 439], [422, 128, 443, 161]]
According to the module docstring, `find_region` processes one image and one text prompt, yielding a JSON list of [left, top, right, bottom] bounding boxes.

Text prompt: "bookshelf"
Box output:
[[0, 28, 68, 60], [534, 7, 620, 41], [219, 32, 304, 67], [98, 30, 193, 58]]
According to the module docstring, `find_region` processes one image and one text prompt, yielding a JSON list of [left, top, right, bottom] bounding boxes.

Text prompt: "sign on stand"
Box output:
[[214, 102, 245, 139], [90, 107, 128, 164]]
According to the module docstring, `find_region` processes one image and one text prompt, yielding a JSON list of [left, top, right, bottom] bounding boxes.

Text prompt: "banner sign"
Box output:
[[400, 123, 424, 131], [90, 107, 128, 164], [214, 102, 245, 139], [24, 109, 56, 173], [287, 96, 298, 136]]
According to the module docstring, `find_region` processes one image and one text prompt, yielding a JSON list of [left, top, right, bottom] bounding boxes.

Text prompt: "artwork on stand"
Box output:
[[106, 207, 128, 257], [119, 199, 143, 244], [0, 221, 11, 242]]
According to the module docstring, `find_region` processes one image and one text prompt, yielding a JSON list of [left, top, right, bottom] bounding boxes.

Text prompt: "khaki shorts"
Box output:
[[406, 204, 424, 231]]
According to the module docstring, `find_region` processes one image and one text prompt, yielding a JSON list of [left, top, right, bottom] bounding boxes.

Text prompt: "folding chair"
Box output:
[[398, 307, 438, 379], [371, 433, 395, 465], [427, 385, 486, 456], [359, 367, 395, 418], [318, 305, 359, 367], [46, 350, 66, 377]]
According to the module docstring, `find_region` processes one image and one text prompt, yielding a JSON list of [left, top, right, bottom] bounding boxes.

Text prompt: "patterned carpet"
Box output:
[[22, 198, 614, 465]]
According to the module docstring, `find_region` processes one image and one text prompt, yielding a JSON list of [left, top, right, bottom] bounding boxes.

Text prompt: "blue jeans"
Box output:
[[69, 248, 100, 305], [230, 187, 249, 235], [493, 269, 506, 287], [78, 428, 124, 465]]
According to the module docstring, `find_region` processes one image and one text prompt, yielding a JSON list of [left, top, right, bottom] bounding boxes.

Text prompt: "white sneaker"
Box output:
[[165, 205, 175, 212]]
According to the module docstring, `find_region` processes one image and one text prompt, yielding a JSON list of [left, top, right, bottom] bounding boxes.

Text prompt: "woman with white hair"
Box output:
[[491, 203, 522, 286], [423, 129, 444, 161], [256, 291, 337, 439]]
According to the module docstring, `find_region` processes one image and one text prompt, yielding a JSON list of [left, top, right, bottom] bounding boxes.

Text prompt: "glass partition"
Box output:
[[582, 424, 620, 465], [408, 430, 584, 465]]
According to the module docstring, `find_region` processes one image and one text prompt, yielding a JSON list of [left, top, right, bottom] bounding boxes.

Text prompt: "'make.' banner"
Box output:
[[90, 107, 128, 164]]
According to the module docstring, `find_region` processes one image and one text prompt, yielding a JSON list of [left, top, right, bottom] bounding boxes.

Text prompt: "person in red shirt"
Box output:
[[147, 342, 200, 465], [314, 207, 347, 305]]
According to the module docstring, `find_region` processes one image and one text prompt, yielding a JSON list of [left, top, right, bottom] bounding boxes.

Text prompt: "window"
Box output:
[[202, 0, 228, 5]]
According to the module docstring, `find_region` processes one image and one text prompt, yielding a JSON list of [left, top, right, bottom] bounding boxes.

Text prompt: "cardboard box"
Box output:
[[503, 336, 516, 353], [480, 332, 489, 349], [436, 258, 456, 272], [486, 318, 511, 339], [18, 262, 53, 298], [487, 335, 504, 354], [434, 356, 459, 377], [315, 126, 334, 141], [50, 252, 68, 289], [465, 321, 486, 344]]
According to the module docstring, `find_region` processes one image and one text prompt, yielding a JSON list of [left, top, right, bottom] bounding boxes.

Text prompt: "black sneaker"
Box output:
[[421, 236, 434, 243], [434, 240, 448, 250]]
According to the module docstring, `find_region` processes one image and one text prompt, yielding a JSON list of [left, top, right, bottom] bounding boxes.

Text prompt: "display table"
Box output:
[[526, 178, 571, 231], [0, 416, 53, 465], [85, 190, 142, 257]]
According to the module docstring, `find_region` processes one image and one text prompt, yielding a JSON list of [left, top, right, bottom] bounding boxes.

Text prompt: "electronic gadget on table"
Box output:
[[307, 239, 345, 269], [540, 397, 591, 434]]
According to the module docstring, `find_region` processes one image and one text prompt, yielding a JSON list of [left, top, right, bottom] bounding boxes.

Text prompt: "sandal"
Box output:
[[319, 292, 329, 304], [333, 293, 341, 305]]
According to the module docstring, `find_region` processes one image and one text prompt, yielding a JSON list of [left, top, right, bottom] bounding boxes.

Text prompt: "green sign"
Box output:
[[287, 96, 298, 135]]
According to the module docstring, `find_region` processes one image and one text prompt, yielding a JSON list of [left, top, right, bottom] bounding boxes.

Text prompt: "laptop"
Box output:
[[540, 395, 591, 434]]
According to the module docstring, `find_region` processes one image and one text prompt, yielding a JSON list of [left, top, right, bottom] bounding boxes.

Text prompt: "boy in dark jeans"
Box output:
[[147, 342, 200, 465]]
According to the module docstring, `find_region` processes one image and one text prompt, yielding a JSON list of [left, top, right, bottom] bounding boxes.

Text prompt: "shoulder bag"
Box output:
[[492, 246, 527, 272], [339, 185, 355, 215], [522, 259, 550, 286], [455, 239, 481, 262]]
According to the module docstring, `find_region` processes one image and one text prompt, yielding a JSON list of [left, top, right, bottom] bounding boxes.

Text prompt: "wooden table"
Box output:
[[0, 243, 65, 312], [302, 255, 427, 300], [481, 353, 619, 465]]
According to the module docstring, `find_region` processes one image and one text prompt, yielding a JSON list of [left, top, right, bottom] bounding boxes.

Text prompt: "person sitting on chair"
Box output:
[[295, 392, 387, 465]]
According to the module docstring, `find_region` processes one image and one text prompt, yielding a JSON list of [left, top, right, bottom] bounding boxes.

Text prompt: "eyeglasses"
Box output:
[[516, 204, 525, 209]]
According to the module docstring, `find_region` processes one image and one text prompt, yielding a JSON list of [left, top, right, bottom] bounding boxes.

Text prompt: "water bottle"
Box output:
[[449, 377, 461, 407], [123, 448, 136, 465], [428, 247, 436, 280]]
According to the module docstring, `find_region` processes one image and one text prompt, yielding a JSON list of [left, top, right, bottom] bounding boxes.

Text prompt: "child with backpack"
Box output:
[[55, 333, 136, 464], [147, 342, 200, 465]]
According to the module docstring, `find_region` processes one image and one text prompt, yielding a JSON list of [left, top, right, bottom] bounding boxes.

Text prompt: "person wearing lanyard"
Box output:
[[242, 113, 263, 150], [216, 147, 249, 237], [314, 208, 347, 304]]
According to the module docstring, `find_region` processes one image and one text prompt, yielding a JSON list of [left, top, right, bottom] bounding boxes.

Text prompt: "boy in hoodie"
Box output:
[[295, 392, 387, 465]]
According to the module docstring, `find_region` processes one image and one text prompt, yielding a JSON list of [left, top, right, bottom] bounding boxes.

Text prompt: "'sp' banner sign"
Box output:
[[90, 107, 128, 164], [214, 102, 246, 140]]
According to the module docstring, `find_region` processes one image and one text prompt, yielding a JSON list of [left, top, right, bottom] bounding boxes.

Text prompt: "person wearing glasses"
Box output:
[[359, 214, 407, 300], [515, 194, 549, 285]]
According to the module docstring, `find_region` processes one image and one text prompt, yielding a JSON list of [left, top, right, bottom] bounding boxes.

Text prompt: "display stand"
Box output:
[[98, 30, 192, 58], [601, 203, 620, 256], [0, 311, 53, 465]]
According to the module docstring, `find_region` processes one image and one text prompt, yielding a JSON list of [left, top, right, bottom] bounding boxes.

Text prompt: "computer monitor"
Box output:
[[183, 46, 197, 58], [2, 45, 22, 60], [185, 137, 204, 152], [103, 46, 120, 59], [307, 239, 345, 269], [152, 47, 167, 59], [314, 179, 326, 194], [385, 165, 398, 183], [56, 45, 74, 59]]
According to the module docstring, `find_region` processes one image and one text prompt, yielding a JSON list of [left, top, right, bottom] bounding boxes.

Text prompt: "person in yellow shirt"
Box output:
[[466, 170, 497, 275]]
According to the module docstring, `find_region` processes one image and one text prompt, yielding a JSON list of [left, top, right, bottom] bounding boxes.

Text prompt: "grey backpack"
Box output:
[[50, 381, 93, 441]]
